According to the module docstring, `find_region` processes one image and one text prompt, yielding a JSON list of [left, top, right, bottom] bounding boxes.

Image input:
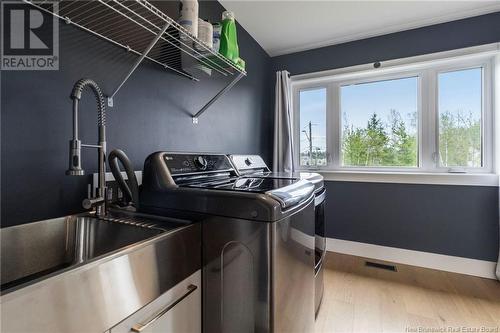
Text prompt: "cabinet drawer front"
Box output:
[[110, 270, 201, 333]]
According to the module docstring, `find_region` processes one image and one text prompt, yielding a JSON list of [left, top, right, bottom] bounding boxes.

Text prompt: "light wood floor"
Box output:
[[315, 252, 500, 333]]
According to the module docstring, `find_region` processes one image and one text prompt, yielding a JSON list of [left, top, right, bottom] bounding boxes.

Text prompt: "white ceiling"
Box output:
[[219, 1, 500, 57]]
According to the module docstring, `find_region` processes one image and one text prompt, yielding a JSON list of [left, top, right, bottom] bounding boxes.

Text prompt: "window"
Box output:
[[438, 68, 483, 169], [299, 88, 327, 167], [341, 76, 418, 167], [292, 53, 494, 174]]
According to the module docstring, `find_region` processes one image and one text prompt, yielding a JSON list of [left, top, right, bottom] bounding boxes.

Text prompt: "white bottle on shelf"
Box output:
[[197, 19, 213, 49], [212, 23, 221, 52], [179, 0, 198, 38]]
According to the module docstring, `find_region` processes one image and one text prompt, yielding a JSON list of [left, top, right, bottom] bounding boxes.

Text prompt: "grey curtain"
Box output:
[[273, 70, 294, 172]]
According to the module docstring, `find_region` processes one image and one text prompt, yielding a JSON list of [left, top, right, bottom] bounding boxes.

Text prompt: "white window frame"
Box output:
[[433, 61, 493, 173], [335, 71, 423, 172], [291, 47, 497, 178]]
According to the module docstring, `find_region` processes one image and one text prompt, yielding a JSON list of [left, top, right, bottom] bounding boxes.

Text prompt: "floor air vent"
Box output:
[[365, 261, 397, 272]]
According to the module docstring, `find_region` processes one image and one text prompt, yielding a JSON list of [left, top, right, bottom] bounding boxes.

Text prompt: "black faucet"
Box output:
[[66, 78, 107, 217]]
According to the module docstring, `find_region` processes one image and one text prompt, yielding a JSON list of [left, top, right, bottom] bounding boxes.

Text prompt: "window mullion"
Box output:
[[483, 59, 494, 172], [328, 82, 340, 169], [421, 69, 437, 171]]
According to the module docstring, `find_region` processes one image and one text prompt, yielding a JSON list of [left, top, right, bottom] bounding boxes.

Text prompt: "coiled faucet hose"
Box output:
[[70, 78, 106, 127]]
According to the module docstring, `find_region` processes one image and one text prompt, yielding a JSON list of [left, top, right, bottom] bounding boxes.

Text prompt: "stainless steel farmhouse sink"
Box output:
[[1, 214, 163, 292], [0, 212, 201, 333]]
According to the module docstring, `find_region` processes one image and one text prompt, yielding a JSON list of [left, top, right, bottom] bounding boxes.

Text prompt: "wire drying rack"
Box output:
[[23, 0, 247, 123]]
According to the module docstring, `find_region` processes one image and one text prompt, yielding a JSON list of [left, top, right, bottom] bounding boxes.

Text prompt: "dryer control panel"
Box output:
[[229, 155, 269, 175]]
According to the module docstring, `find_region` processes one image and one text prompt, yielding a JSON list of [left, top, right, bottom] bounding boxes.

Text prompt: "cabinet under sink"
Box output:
[[109, 270, 201, 333]]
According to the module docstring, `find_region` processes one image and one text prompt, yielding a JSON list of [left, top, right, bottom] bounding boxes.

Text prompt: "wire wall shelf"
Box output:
[[24, 0, 247, 123]]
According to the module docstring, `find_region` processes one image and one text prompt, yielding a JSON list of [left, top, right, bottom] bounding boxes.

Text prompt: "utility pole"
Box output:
[[302, 121, 316, 166], [302, 121, 313, 164]]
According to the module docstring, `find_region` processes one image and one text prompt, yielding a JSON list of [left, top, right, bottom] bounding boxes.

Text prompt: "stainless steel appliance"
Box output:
[[229, 154, 326, 316], [138, 152, 316, 332]]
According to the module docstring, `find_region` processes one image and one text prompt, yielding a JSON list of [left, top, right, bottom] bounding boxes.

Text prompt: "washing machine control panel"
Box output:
[[162, 153, 233, 175]]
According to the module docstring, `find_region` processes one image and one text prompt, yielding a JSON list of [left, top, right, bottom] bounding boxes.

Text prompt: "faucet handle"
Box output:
[[82, 196, 105, 210]]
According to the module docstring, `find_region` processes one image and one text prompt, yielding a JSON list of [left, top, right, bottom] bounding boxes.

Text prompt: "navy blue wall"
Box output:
[[1, 0, 273, 227], [325, 182, 499, 262], [273, 12, 500, 262]]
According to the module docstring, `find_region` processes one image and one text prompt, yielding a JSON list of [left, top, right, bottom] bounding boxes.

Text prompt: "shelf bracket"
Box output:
[[107, 21, 171, 107], [192, 72, 245, 124]]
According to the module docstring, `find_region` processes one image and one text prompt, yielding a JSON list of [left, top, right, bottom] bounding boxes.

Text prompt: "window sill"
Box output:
[[299, 170, 499, 186]]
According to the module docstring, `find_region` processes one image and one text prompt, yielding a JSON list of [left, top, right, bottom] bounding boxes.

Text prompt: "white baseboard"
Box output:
[[327, 238, 498, 280]]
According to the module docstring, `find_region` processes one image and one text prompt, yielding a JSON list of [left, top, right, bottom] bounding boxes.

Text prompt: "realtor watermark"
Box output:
[[1, 1, 59, 70], [406, 326, 499, 333]]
